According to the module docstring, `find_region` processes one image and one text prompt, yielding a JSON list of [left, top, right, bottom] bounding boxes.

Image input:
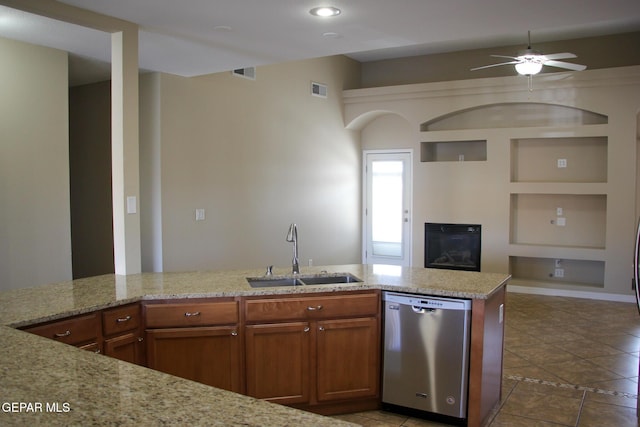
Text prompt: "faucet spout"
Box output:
[[286, 223, 299, 274]]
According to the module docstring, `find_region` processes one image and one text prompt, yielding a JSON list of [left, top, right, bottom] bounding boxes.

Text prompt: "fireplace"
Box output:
[[425, 223, 481, 272]]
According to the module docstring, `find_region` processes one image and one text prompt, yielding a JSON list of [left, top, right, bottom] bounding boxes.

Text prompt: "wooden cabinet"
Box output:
[[245, 322, 311, 404], [22, 303, 145, 364], [315, 317, 379, 403], [143, 299, 242, 393], [102, 303, 144, 365], [243, 291, 380, 413], [23, 312, 101, 352]]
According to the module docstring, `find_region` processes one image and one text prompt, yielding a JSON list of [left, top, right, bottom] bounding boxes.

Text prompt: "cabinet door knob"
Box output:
[[318, 326, 325, 332], [137, 337, 144, 342], [231, 331, 238, 336], [184, 311, 201, 317], [306, 305, 323, 311], [54, 330, 71, 338], [116, 315, 132, 323], [303, 327, 310, 332]]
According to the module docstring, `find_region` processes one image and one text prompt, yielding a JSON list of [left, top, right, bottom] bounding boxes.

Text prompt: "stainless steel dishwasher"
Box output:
[[382, 291, 472, 421]]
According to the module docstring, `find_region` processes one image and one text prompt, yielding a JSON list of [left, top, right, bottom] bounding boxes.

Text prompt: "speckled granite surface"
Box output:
[[1, 264, 509, 327], [0, 264, 509, 426], [0, 326, 352, 426]]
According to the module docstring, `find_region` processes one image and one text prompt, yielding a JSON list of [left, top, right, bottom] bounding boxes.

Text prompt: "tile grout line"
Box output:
[[505, 374, 639, 399]]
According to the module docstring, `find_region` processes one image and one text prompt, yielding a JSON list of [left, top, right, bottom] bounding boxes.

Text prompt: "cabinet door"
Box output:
[[146, 326, 241, 393], [316, 317, 380, 402], [245, 322, 310, 405], [104, 332, 144, 365]]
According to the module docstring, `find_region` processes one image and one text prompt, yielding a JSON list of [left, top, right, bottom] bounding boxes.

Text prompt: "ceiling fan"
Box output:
[[471, 31, 586, 89]]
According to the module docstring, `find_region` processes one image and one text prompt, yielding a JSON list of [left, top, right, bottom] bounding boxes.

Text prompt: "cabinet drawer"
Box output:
[[103, 304, 140, 336], [24, 312, 100, 346], [245, 292, 379, 323], [145, 301, 238, 328]]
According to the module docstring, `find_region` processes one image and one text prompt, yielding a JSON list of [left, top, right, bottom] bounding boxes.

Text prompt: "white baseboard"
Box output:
[[507, 285, 637, 304]]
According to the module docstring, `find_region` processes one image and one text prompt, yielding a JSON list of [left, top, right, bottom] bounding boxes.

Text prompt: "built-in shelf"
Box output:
[[420, 140, 487, 162], [511, 136, 608, 183], [509, 256, 605, 289], [510, 193, 607, 249]]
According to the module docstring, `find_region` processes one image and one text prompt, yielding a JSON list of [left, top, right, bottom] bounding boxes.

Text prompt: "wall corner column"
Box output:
[[112, 28, 141, 275]]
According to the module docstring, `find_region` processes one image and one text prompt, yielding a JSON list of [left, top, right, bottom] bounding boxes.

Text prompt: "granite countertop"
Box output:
[[0, 264, 509, 426], [1, 264, 510, 328]]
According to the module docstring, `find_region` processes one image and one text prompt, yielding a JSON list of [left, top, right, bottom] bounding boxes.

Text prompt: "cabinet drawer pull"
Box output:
[[54, 330, 71, 338], [303, 327, 310, 332], [231, 331, 238, 336], [318, 326, 325, 331], [116, 315, 132, 323], [137, 337, 144, 342], [184, 311, 201, 317], [94, 349, 101, 354], [306, 305, 323, 311]]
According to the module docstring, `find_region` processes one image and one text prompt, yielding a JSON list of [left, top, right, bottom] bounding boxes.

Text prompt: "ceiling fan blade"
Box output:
[[470, 61, 520, 71], [490, 54, 519, 60], [543, 52, 577, 60], [543, 60, 587, 71]]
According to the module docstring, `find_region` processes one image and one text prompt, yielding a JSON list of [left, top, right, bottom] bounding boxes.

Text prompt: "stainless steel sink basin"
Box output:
[[299, 274, 362, 285], [246, 273, 362, 288], [247, 277, 304, 288]]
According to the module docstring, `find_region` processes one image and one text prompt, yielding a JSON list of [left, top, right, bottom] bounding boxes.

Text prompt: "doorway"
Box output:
[[363, 150, 412, 266]]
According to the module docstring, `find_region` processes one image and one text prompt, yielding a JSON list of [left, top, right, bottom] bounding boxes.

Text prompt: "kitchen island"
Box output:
[[0, 264, 509, 426]]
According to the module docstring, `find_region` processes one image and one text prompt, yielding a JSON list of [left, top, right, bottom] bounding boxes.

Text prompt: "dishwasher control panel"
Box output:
[[383, 292, 471, 311]]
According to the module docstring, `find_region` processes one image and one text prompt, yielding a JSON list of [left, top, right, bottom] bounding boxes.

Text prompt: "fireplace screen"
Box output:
[[425, 223, 481, 271]]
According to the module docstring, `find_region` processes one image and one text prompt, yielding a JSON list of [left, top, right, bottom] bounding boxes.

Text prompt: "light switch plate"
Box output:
[[195, 208, 205, 221], [556, 217, 566, 226], [126, 196, 137, 214]]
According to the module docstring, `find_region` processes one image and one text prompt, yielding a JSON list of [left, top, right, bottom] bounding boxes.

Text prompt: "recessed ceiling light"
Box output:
[[309, 6, 341, 17]]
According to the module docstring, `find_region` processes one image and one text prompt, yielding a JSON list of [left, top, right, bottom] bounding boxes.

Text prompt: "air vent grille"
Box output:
[[232, 67, 256, 80], [311, 82, 327, 98]]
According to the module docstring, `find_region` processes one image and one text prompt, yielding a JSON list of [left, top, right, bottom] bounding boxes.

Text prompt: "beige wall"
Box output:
[[347, 66, 640, 298], [0, 37, 72, 290], [361, 32, 640, 88], [140, 56, 363, 272]]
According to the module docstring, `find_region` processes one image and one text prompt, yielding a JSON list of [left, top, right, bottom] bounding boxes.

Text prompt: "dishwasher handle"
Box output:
[[412, 306, 435, 314]]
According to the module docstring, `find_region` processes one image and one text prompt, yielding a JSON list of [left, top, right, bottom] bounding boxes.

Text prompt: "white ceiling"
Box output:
[[1, 0, 640, 79]]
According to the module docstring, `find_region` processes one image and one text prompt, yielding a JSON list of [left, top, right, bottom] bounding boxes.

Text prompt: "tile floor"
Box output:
[[333, 292, 640, 426]]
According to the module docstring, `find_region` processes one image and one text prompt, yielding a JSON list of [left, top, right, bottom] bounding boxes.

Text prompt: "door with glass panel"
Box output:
[[363, 151, 412, 266]]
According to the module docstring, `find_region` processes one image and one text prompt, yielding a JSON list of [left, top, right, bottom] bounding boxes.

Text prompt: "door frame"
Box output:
[[362, 149, 413, 266]]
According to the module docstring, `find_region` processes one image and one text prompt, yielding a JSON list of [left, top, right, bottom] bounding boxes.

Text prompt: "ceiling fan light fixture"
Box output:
[[309, 6, 341, 17], [515, 61, 543, 76]]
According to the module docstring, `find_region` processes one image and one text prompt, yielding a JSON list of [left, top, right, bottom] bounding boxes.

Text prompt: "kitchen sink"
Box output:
[[246, 277, 304, 287], [299, 274, 362, 285], [247, 273, 362, 288]]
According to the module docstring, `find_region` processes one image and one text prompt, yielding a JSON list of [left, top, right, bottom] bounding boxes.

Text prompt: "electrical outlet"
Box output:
[[554, 268, 564, 278], [556, 217, 566, 226], [195, 208, 205, 221], [557, 158, 567, 168]]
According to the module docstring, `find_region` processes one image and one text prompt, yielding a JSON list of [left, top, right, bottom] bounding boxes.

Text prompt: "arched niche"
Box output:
[[420, 103, 608, 132], [345, 109, 409, 131]]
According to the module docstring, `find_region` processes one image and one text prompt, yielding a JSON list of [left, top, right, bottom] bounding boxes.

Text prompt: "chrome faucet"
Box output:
[[286, 223, 299, 274]]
